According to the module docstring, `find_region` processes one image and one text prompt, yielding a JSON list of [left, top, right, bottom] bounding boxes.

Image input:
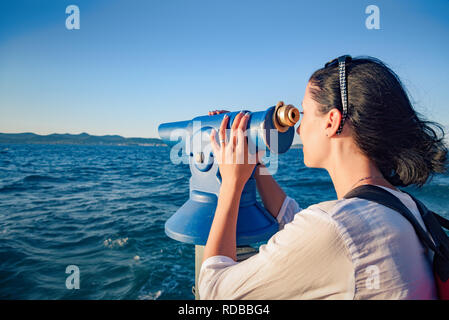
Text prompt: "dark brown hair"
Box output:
[[309, 56, 448, 187]]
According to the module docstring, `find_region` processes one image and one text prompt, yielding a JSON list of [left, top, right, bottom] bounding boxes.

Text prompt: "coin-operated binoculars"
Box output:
[[158, 103, 299, 298]]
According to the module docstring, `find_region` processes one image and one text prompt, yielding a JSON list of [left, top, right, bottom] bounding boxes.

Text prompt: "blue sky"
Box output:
[[1, 0, 448, 144]]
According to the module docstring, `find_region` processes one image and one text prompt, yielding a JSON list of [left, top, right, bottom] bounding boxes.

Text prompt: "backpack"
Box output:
[[344, 184, 449, 300]]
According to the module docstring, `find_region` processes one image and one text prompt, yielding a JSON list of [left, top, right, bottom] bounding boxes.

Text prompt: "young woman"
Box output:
[[199, 56, 448, 299]]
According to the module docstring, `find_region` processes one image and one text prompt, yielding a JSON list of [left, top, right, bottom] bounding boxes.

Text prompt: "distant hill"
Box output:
[[0, 132, 167, 146], [0, 132, 303, 149]]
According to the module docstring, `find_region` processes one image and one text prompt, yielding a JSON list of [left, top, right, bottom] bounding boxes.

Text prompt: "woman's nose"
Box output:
[[296, 124, 301, 136]]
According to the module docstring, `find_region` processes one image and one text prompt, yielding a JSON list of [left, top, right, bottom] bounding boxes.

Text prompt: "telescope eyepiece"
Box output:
[[273, 104, 300, 132]]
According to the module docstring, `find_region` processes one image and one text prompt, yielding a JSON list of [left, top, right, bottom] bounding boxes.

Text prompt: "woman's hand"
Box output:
[[210, 111, 260, 189], [204, 110, 257, 263]]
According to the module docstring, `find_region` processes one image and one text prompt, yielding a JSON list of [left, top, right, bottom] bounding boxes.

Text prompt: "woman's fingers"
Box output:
[[230, 112, 245, 147], [219, 114, 229, 146], [210, 115, 229, 164], [210, 111, 254, 165], [236, 113, 250, 147], [236, 113, 251, 164], [222, 112, 240, 164], [208, 109, 231, 116]]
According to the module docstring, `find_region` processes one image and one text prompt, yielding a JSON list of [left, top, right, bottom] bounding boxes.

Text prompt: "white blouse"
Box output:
[[198, 185, 437, 300]]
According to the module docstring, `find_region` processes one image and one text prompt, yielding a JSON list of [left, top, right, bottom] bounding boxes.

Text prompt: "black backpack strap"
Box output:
[[344, 185, 440, 255], [401, 191, 449, 260], [400, 190, 449, 231], [434, 213, 449, 230]]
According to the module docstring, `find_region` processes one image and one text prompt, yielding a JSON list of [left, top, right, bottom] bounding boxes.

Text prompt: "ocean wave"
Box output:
[[22, 174, 60, 182], [103, 237, 129, 248], [0, 183, 27, 192], [138, 290, 162, 300]]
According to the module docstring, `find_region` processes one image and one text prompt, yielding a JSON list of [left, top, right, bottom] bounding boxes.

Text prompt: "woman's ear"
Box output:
[[325, 108, 342, 137]]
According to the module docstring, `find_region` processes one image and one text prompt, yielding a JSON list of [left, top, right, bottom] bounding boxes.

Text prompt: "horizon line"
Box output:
[[0, 131, 305, 145], [0, 131, 161, 140]]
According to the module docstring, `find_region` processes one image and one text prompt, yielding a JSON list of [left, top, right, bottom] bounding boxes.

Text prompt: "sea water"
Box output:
[[0, 144, 448, 299]]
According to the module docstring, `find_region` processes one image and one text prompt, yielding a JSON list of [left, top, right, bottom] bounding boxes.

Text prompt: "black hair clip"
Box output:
[[325, 55, 352, 135]]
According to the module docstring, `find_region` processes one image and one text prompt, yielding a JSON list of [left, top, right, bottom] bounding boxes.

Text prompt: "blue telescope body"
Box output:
[[158, 104, 299, 245]]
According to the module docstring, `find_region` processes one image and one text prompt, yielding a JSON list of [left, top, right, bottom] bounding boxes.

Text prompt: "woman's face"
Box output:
[[296, 82, 330, 168]]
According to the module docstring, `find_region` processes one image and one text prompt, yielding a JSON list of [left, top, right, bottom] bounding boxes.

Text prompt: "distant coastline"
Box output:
[[0, 132, 167, 147], [0, 132, 303, 148]]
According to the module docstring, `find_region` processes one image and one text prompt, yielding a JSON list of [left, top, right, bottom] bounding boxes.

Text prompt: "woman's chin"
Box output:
[[303, 160, 310, 168], [302, 152, 315, 168], [302, 153, 310, 167]]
